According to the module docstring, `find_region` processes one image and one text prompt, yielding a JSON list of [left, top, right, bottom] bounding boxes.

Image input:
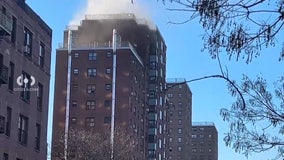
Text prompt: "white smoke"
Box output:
[[69, 0, 154, 26]]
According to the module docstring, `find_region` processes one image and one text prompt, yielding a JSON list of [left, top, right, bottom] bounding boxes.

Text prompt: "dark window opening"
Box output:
[[24, 27, 33, 58], [37, 83, 43, 112], [8, 62, 14, 90], [18, 115, 28, 145], [39, 42, 45, 68]]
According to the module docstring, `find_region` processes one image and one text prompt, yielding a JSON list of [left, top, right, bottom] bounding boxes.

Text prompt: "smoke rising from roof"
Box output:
[[69, 0, 155, 29]]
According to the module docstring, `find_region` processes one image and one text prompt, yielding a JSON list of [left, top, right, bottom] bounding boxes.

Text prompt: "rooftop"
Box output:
[[166, 78, 186, 83], [66, 13, 156, 31], [192, 122, 215, 126]]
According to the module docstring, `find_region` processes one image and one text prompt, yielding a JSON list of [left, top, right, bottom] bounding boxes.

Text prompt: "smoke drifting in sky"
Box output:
[[69, 0, 153, 25]]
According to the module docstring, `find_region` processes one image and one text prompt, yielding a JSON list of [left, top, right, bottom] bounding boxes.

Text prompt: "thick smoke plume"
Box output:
[[69, 0, 153, 27]]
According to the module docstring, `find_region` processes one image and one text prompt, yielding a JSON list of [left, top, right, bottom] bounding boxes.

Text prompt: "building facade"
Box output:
[[190, 122, 218, 160], [52, 14, 167, 160], [0, 0, 52, 159], [166, 79, 192, 160]]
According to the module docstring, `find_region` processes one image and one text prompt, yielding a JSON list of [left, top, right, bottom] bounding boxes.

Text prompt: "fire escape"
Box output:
[[0, 9, 12, 85]]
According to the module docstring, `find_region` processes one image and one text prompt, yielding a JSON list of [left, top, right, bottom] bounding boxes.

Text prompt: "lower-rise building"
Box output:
[[190, 122, 218, 160], [166, 79, 192, 160]]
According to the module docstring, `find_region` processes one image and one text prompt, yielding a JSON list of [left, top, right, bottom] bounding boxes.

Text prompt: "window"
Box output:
[[150, 62, 157, 69], [178, 128, 182, 134], [86, 117, 95, 127], [159, 110, 163, 120], [149, 76, 157, 83], [37, 83, 43, 112], [208, 155, 212, 160], [11, 16, 17, 43], [86, 100, 95, 110], [159, 124, 162, 134], [71, 117, 77, 124], [74, 52, 79, 58], [133, 76, 138, 84], [5, 107, 11, 136], [178, 119, 182, 125], [18, 115, 28, 145], [178, 84, 182, 89], [106, 52, 112, 57], [88, 53, 97, 60], [178, 137, 182, 143], [169, 137, 172, 143], [159, 139, 162, 148], [178, 93, 182, 98], [24, 27, 33, 57], [178, 146, 182, 152], [8, 62, 14, 90], [73, 68, 79, 75], [72, 84, 78, 90], [209, 134, 212, 138], [167, 93, 173, 98], [20, 71, 31, 102], [105, 84, 111, 91], [72, 100, 77, 107], [104, 100, 111, 107], [87, 68, 96, 77], [178, 110, 182, 116], [192, 134, 197, 138], [178, 102, 182, 107], [158, 153, 162, 160], [148, 120, 156, 128], [87, 84, 96, 94], [3, 153, 9, 160], [39, 42, 45, 68], [192, 148, 197, 153], [149, 91, 156, 98], [35, 123, 41, 151], [104, 116, 111, 124], [200, 127, 204, 131], [200, 134, 204, 138], [106, 68, 111, 74], [0, 115, 5, 134]]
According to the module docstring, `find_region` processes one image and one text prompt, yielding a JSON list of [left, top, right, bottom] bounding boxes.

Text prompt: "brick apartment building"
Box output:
[[52, 14, 168, 160], [0, 0, 52, 159], [166, 79, 192, 160], [190, 122, 218, 160]]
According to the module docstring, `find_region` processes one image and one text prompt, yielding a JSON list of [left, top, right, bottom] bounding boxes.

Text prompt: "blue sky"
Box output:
[[26, 0, 284, 159]]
